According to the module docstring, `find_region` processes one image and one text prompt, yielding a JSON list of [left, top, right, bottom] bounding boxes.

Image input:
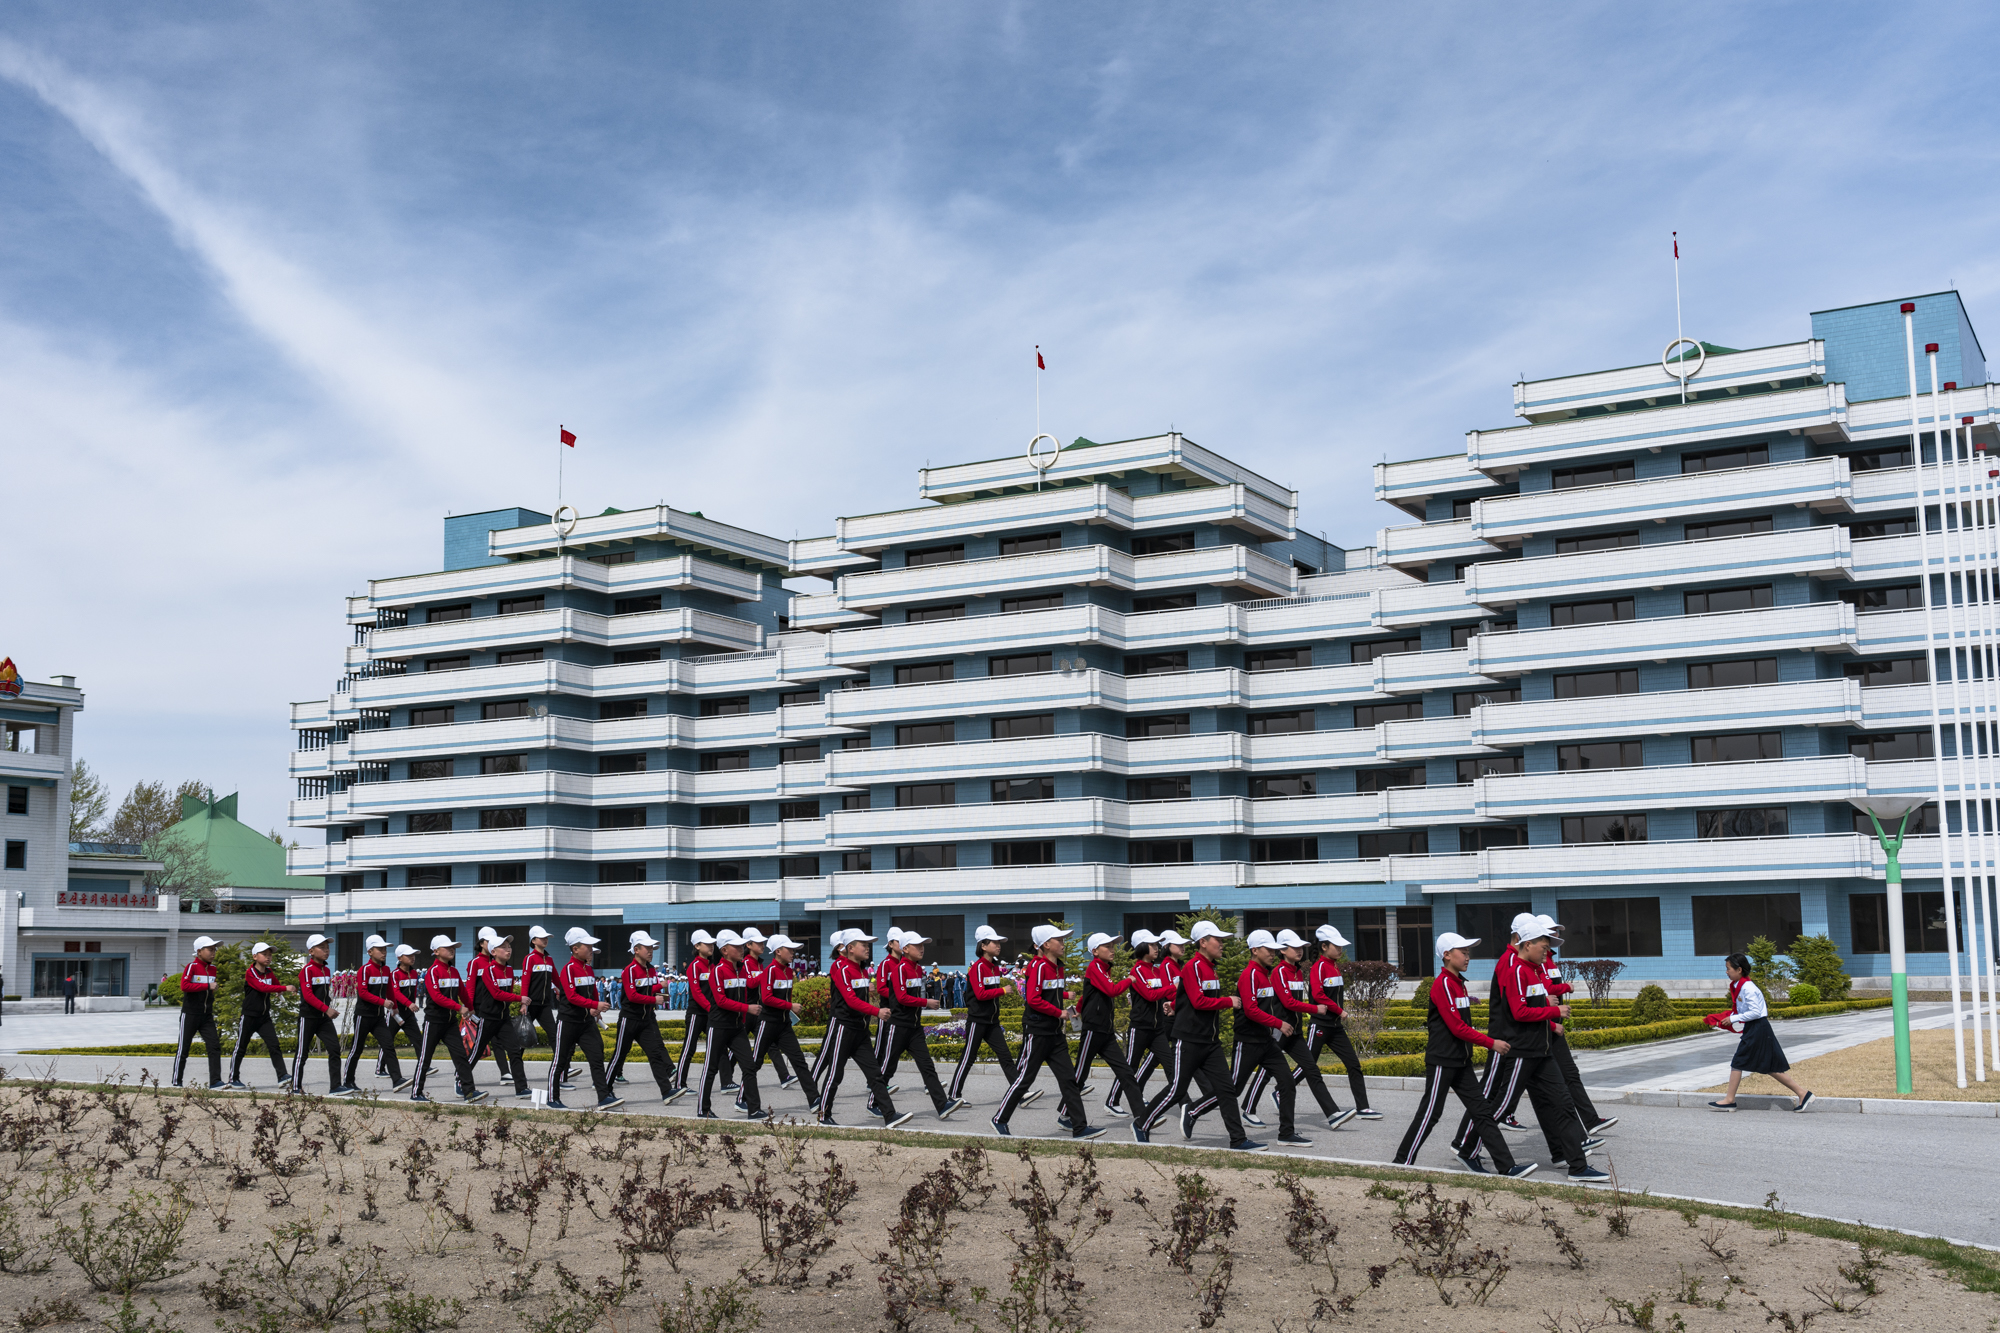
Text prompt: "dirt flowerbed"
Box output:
[[0, 1081, 1991, 1333]]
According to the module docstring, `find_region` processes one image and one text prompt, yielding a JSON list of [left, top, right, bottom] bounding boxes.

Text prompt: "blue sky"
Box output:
[[4, 2, 1997, 835]]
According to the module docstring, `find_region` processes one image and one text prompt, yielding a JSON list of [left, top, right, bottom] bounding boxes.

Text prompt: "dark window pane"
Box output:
[[1251, 837, 1317, 862], [993, 841, 1055, 866], [408, 812, 451, 834], [425, 657, 470, 673], [410, 759, 453, 780], [895, 783, 955, 808], [778, 801, 818, 821], [992, 776, 1055, 802], [1459, 826, 1527, 852], [496, 648, 543, 666], [1552, 460, 1634, 489], [1354, 701, 1424, 727], [1685, 584, 1773, 615], [1250, 773, 1315, 798], [1457, 753, 1523, 782], [1556, 897, 1663, 955], [990, 652, 1052, 676], [1126, 713, 1190, 738], [1451, 620, 1515, 648], [598, 863, 646, 884], [779, 744, 819, 764], [1132, 593, 1196, 613], [479, 807, 527, 830], [1847, 732, 1933, 761], [1131, 532, 1196, 555], [410, 706, 453, 727], [1843, 658, 1929, 687], [1550, 598, 1635, 626], [1128, 839, 1194, 864], [1851, 804, 1939, 836], [599, 699, 647, 719], [427, 604, 470, 624], [1001, 532, 1063, 556], [1248, 710, 1315, 735], [612, 648, 661, 664], [1553, 670, 1640, 699], [841, 850, 872, 871], [483, 699, 531, 720], [1453, 687, 1520, 715], [1685, 515, 1773, 542], [1351, 636, 1422, 664], [408, 866, 451, 887], [895, 844, 957, 870], [599, 753, 647, 774], [700, 696, 751, 717], [1245, 647, 1313, 672], [1127, 776, 1191, 801], [613, 594, 661, 615], [698, 751, 748, 772], [904, 544, 965, 567], [992, 714, 1053, 739], [1557, 741, 1643, 770], [1691, 893, 1803, 955], [894, 661, 955, 685], [779, 855, 819, 877], [896, 721, 954, 746], [1850, 891, 1950, 953], [1688, 659, 1778, 689], [1848, 446, 1912, 471], [780, 689, 819, 706], [478, 863, 527, 885], [498, 595, 544, 616], [1841, 584, 1924, 611], [599, 808, 646, 829], [1354, 766, 1424, 792], [1124, 652, 1188, 676], [1691, 732, 1781, 763], [1696, 807, 1788, 839], [1357, 831, 1428, 856], [699, 860, 750, 882], [1681, 444, 1769, 474], [480, 754, 526, 775], [1847, 517, 1918, 538], [1560, 813, 1648, 843], [1555, 530, 1640, 554], [699, 805, 751, 826], [906, 604, 965, 623], [1455, 901, 1534, 956]]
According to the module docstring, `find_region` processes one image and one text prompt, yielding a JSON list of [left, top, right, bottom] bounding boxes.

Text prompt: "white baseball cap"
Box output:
[[528, 925, 551, 940], [1435, 931, 1480, 955], [1129, 928, 1157, 947], [974, 925, 1006, 944], [1245, 929, 1278, 951], [844, 929, 877, 943], [477, 926, 501, 943], [394, 943, 419, 958], [885, 927, 905, 945], [305, 933, 331, 950], [1158, 929, 1191, 946], [767, 934, 800, 951], [1085, 932, 1119, 952], [899, 930, 933, 945], [430, 934, 459, 951], [828, 928, 852, 948], [1536, 914, 1562, 936], [1509, 912, 1539, 938], [1189, 921, 1229, 943], [715, 929, 744, 948], [1518, 920, 1557, 945], [1030, 924, 1073, 949], [564, 927, 600, 947], [1274, 929, 1307, 949], [740, 927, 766, 943], [689, 929, 716, 945], [1315, 924, 1349, 948], [364, 934, 388, 950], [629, 930, 660, 949]]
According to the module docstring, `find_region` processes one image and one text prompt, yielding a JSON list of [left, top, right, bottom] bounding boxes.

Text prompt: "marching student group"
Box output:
[[167, 910, 1792, 1179]]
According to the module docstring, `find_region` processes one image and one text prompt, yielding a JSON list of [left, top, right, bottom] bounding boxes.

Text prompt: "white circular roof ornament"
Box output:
[[1661, 337, 1705, 390], [1025, 433, 1063, 490], [552, 504, 579, 553]]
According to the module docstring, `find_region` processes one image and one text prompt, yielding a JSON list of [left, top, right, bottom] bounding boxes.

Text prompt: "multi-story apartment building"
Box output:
[[286, 291, 1990, 989]]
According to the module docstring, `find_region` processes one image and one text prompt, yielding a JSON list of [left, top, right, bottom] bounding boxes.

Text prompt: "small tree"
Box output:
[[142, 829, 225, 905], [67, 759, 109, 841], [1341, 960, 1401, 1056], [1630, 984, 1675, 1024], [1787, 934, 1851, 1001], [1744, 936, 1796, 999], [1569, 959, 1626, 1007], [1175, 906, 1249, 1044]]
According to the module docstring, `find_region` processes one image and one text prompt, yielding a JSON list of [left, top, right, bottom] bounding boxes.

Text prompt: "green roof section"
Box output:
[[168, 793, 324, 894]]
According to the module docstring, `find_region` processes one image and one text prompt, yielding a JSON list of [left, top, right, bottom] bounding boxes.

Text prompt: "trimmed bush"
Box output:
[[1788, 934, 1851, 1001], [1786, 982, 1821, 1007], [789, 975, 831, 1026], [1630, 984, 1676, 1025]]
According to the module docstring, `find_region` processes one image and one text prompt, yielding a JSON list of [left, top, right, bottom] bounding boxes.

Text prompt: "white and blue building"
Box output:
[[285, 291, 1995, 991]]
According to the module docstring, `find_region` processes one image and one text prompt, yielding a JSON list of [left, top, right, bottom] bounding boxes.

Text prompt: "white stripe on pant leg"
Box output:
[[996, 1034, 1041, 1121], [1139, 1042, 1184, 1133], [949, 1028, 980, 1100], [548, 1021, 566, 1097], [816, 1027, 846, 1119], [1400, 1068, 1449, 1165], [292, 1018, 307, 1090]]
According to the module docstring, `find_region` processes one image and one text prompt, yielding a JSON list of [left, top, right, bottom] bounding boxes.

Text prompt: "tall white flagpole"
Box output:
[[1674, 233, 1686, 403]]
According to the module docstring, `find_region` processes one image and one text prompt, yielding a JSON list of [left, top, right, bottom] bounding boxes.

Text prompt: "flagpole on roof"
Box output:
[[1673, 232, 1685, 403]]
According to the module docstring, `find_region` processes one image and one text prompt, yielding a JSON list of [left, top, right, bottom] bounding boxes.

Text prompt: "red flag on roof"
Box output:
[[559, 426, 576, 447], [1035, 347, 1045, 370], [1673, 232, 1679, 260]]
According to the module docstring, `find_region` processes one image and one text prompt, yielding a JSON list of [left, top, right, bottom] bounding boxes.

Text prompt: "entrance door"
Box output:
[[1397, 907, 1435, 979]]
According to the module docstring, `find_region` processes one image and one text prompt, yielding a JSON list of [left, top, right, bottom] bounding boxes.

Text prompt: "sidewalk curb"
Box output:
[[1612, 1089, 2000, 1117]]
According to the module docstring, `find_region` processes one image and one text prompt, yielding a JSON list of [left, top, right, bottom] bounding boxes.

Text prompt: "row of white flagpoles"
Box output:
[[1905, 307, 2000, 1087]]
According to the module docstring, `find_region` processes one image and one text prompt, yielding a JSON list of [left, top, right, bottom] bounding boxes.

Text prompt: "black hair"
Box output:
[[1725, 953, 1752, 977]]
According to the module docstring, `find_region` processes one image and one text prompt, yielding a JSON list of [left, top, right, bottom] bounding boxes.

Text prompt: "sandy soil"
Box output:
[[0, 1083, 1990, 1333], [1708, 1028, 2000, 1102]]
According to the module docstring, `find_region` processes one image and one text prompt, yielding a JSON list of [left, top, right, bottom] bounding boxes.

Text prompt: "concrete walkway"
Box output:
[[1572, 1002, 1964, 1092]]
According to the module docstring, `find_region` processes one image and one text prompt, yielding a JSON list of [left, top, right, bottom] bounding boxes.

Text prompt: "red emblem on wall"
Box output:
[[0, 659, 19, 698]]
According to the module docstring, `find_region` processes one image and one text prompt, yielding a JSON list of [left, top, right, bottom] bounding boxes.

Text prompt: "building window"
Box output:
[[590, 551, 637, 566], [1350, 636, 1422, 665], [1252, 836, 1317, 862], [598, 863, 646, 884], [1691, 731, 1780, 763], [496, 648, 542, 666], [598, 808, 646, 829], [1552, 460, 1634, 489], [479, 807, 527, 830], [408, 866, 451, 887], [600, 699, 647, 719], [1454, 901, 1534, 956], [1685, 584, 1773, 615], [841, 850, 873, 871], [890, 914, 966, 965], [699, 860, 750, 882], [780, 855, 819, 877], [1852, 804, 1939, 836], [895, 844, 957, 870], [1561, 813, 1647, 843], [613, 594, 661, 615], [991, 652, 1053, 676], [1692, 893, 1802, 956], [1554, 530, 1640, 554], [1001, 532, 1063, 555], [1357, 831, 1427, 856], [906, 604, 966, 623], [1353, 701, 1423, 727], [1685, 515, 1773, 542], [480, 754, 526, 776], [427, 604, 471, 624], [1460, 826, 1527, 852], [780, 744, 819, 764], [1245, 647, 1312, 672], [1851, 891, 1950, 953], [779, 801, 818, 821], [498, 595, 544, 616], [599, 753, 647, 774], [1841, 584, 1924, 611], [1249, 709, 1315, 735], [1127, 775, 1191, 801], [1132, 593, 1197, 612], [410, 706, 454, 727], [992, 776, 1055, 803], [1128, 839, 1194, 864], [994, 840, 1055, 866], [1844, 658, 1928, 687], [1550, 597, 1634, 626], [1250, 773, 1315, 798], [410, 759, 453, 780], [478, 863, 527, 885], [699, 696, 750, 718], [1698, 807, 1788, 839], [699, 806, 751, 827], [3, 841, 24, 870], [895, 661, 955, 685], [1127, 713, 1190, 738], [5, 787, 26, 815], [1453, 687, 1520, 715], [408, 812, 451, 834], [1554, 669, 1640, 699], [841, 793, 870, 810], [612, 648, 662, 664], [1849, 445, 1913, 471], [1847, 731, 1933, 761], [1458, 753, 1523, 781], [780, 688, 819, 706], [1848, 517, 1918, 538], [1682, 443, 1769, 474], [1131, 532, 1195, 555], [698, 751, 748, 772], [425, 656, 470, 673], [1451, 620, 1516, 647], [842, 736, 872, 751], [1124, 652, 1188, 676], [1557, 740, 1642, 770], [482, 700, 531, 721], [992, 714, 1053, 740], [895, 783, 955, 807], [1355, 766, 1425, 792], [1688, 658, 1778, 689], [1557, 897, 1663, 955], [904, 544, 964, 568], [896, 721, 953, 746]]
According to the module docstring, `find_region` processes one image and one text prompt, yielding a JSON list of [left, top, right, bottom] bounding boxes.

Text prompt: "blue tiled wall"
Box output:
[[443, 508, 552, 571], [1812, 292, 1986, 403]]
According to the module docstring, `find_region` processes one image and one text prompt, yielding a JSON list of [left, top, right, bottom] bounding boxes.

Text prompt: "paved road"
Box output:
[[1572, 1001, 1969, 1091], [9, 1044, 1997, 1249]]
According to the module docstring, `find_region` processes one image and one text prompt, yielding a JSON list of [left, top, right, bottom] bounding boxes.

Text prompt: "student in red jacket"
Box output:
[[751, 933, 821, 1107], [1105, 929, 1174, 1115], [698, 930, 769, 1120], [1394, 931, 1533, 1176], [1249, 923, 1376, 1119], [521, 926, 565, 1082], [380, 944, 425, 1077], [991, 926, 1105, 1140], [1185, 931, 1310, 1145], [867, 929, 909, 1113], [340, 935, 407, 1092], [1073, 932, 1148, 1115], [292, 933, 348, 1097], [610, 930, 687, 1103], [738, 928, 798, 1090], [547, 927, 622, 1111], [949, 925, 1031, 1101], [1133, 922, 1262, 1150], [874, 929, 965, 1120], [173, 935, 225, 1089], [816, 930, 912, 1128], [412, 935, 487, 1104], [226, 940, 295, 1089], [674, 930, 719, 1091], [1253, 928, 1355, 1130], [1542, 930, 1617, 1136], [469, 936, 532, 1099], [1465, 922, 1605, 1184]]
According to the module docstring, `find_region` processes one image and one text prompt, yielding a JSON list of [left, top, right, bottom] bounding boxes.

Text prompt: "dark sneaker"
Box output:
[[1707, 1100, 1738, 1112], [1581, 1136, 1606, 1152], [392, 1077, 416, 1092], [1055, 1115, 1074, 1133], [1131, 1126, 1151, 1144], [1794, 1091, 1815, 1113], [1242, 1113, 1266, 1128], [720, 1082, 740, 1092], [1504, 1162, 1539, 1179], [1327, 1108, 1359, 1130], [1073, 1125, 1106, 1141], [1500, 1117, 1529, 1133], [545, 1099, 569, 1111], [1228, 1139, 1268, 1152], [744, 1108, 773, 1122], [1180, 1105, 1197, 1141], [1588, 1116, 1619, 1132], [1021, 1089, 1045, 1105], [409, 1093, 431, 1103], [463, 1090, 489, 1104], [937, 1098, 966, 1120], [884, 1112, 915, 1130], [990, 1117, 1012, 1137], [665, 1087, 693, 1104], [733, 1097, 746, 1112], [597, 1095, 625, 1111], [1567, 1167, 1612, 1184], [817, 1117, 842, 1127], [1355, 1108, 1383, 1120], [779, 1077, 800, 1090], [1456, 1150, 1487, 1174], [1277, 1133, 1313, 1146], [222, 1080, 249, 1091]]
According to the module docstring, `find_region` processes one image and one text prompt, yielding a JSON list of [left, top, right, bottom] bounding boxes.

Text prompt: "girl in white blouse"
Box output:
[[1707, 953, 1813, 1112]]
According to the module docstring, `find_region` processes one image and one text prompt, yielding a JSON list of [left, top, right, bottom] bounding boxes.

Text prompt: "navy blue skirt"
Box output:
[[1730, 1016, 1790, 1075]]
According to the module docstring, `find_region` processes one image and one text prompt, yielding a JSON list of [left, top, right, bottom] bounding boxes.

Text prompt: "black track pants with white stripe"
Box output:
[[751, 1016, 818, 1104], [1243, 1030, 1338, 1118], [993, 1032, 1089, 1129], [550, 1013, 611, 1103], [699, 1024, 760, 1116], [818, 1021, 897, 1122], [1397, 1061, 1516, 1168], [1073, 1028, 1147, 1114], [947, 1021, 1018, 1100], [610, 1012, 678, 1097], [1453, 1051, 1521, 1155], [229, 1014, 287, 1085], [1105, 1028, 1172, 1114], [468, 1016, 528, 1094], [745, 1017, 795, 1083], [878, 1022, 949, 1111], [415, 1015, 477, 1098], [377, 1007, 422, 1075], [1193, 1036, 1295, 1135], [343, 1005, 402, 1088], [1551, 1032, 1602, 1127], [1248, 1020, 1366, 1114], [1135, 1038, 1244, 1142], [673, 1008, 712, 1089], [292, 1010, 343, 1094], [173, 1008, 222, 1088]]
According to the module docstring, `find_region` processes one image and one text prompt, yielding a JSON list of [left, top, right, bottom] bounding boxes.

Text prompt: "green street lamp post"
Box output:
[[1851, 795, 1931, 1094]]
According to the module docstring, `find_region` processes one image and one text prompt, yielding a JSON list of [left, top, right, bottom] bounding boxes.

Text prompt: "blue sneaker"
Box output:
[[1457, 1150, 1487, 1174], [1072, 1125, 1106, 1141], [991, 1117, 1012, 1137], [1131, 1125, 1151, 1144], [1228, 1139, 1268, 1152]]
